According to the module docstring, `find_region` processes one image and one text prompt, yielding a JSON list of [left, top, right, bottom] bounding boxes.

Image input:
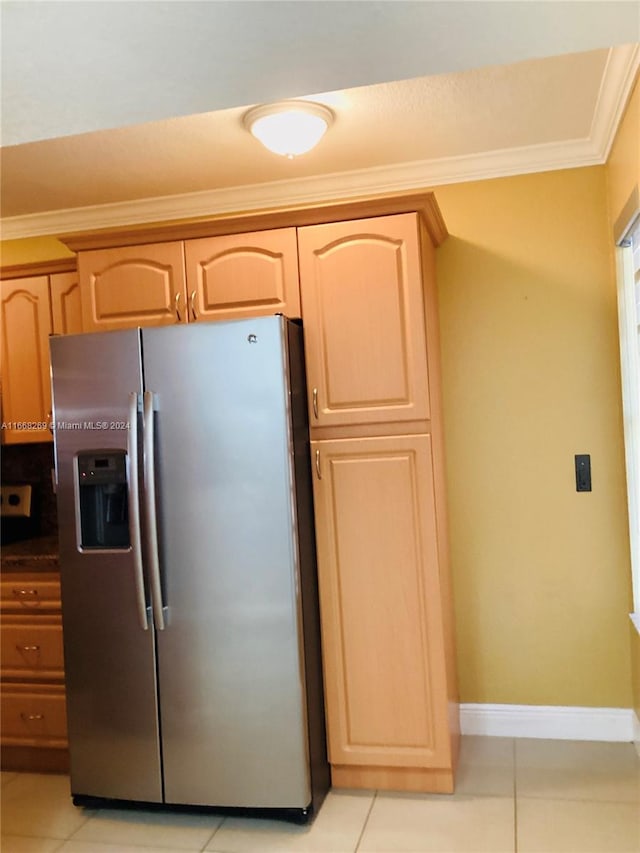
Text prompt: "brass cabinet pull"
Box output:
[[20, 713, 44, 721], [312, 388, 318, 419], [12, 589, 38, 597], [190, 290, 198, 321], [174, 292, 182, 322], [315, 449, 322, 480], [16, 644, 40, 652]]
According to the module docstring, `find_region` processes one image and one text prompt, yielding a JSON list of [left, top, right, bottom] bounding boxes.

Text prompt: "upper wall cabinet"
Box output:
[[298, 213, 430, 430], [78, 242, 188, 331], [184, 228, 301, 321], [50, 272, 82, 336], [78, 230, 301, 331], [1, 276, 53, 444]]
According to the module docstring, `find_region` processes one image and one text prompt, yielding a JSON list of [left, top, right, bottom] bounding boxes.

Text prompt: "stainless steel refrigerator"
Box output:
[[50, 316, 329, 819]]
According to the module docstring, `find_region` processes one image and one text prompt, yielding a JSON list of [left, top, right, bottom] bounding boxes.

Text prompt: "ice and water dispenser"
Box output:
[[77, 451, 130, 549]]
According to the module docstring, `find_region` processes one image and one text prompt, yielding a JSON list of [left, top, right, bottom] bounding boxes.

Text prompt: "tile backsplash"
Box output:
[[1, 442, 58, 537]]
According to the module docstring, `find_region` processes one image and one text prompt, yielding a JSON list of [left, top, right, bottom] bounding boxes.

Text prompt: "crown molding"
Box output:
[[1, 45, 637, 242], [591, 43, 640, 161], [0, 137, 603, 241], [0, 257, 77, 279]]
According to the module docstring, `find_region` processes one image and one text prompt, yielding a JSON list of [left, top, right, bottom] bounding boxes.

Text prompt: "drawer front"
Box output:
[[0, 576, 61, 612], [1, 621, 64, 679], [1, 688, 68, 747]]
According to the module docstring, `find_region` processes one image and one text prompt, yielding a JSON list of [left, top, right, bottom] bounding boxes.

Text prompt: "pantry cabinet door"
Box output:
[[298, 213, 430, 430], [311, 434, 451, 771], [0, 276, 53, 443], [79, 242, 187, 331], [185, 228, 300, 322]]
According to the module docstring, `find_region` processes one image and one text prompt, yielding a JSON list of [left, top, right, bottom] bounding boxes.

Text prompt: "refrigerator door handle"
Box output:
[[127, 392, 150, 631], [143, 390, 166, 630]]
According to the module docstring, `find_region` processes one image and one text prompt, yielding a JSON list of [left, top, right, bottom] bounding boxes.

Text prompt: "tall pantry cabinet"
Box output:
[[298, 211, 459, 793]]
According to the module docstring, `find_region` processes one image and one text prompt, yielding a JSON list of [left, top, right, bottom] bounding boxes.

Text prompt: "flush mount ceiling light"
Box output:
[[243, 100, 334, 158]]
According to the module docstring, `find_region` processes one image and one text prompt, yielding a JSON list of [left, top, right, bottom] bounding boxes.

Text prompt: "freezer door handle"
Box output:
[[143, 390, 166, 630], [127, 392, 150, 631]]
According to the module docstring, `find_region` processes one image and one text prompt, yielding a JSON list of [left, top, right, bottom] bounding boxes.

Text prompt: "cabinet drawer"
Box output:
[[1, 686, 68, 747], [1, 620, 64, 680], [0, 575, 61, 612]]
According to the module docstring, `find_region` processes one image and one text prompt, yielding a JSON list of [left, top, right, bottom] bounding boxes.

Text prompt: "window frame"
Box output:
[[615, 194, 640, 627]]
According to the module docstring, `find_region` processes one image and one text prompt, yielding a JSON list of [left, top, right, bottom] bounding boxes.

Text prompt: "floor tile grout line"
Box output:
[[200, 813, 226, 851], [354, 789, 377, 853], [63, 804, 99, 842]]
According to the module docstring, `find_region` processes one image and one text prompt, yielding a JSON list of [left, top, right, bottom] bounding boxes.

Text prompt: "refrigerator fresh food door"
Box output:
[[50, 329, 163, 803], [142, 317, 312, 808]]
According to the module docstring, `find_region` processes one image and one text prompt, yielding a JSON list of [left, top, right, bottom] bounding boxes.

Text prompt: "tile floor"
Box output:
[[1, 737, 638, 852]]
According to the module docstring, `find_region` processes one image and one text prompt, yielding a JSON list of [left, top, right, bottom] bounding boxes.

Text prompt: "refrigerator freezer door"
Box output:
[[143, 317, 312, 808], [50, 330, 163, 803]]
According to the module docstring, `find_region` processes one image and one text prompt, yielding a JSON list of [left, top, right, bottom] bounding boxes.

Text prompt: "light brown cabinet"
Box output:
[[79, 228, 301, 332], [301, 207, 458, 792], [78, 241, 187, 331], [50, 271, 83, 335], [185, 227, 301, 321], [311, 434, 455, 790], [298, 213, 430, 431], [0, 573, 68, 767], [0, 276, 53, 443], [1, 263, 80, 444]]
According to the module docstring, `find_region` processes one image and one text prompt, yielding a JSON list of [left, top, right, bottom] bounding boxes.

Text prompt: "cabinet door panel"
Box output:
[[185, 228, 300, 321], [0, 276, 52, 443], [79, 242, 186, 331], [50, 272, 82, 335], [299, 214, 429, 428], [312, 434, 450, 769]]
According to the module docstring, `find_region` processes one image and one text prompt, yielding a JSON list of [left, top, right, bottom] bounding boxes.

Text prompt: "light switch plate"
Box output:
[[0, 484, 33, 517]]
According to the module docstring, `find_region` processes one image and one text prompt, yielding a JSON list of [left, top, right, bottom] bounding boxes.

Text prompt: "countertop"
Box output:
[[1, 535, 59, 572]]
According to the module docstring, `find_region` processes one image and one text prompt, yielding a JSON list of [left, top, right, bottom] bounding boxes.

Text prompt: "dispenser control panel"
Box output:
[[77, 450, 130, 550], [78, 453, 127, 484]]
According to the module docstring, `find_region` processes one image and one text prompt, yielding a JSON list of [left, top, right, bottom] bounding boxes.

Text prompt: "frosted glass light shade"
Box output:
[[243, 101, 334, 158]]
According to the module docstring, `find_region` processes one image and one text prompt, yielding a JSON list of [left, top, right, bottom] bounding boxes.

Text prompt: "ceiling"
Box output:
[[1, 2, 639, 239]]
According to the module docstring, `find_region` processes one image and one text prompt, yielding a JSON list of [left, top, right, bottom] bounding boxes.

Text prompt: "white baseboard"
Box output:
[[460, 703, 636, 742]]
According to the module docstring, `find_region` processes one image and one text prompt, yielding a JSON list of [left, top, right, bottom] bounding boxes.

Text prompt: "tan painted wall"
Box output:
[[606, 74, 640, 724], [1, 143, 635, 711], [436, 166, 633, 707], [0, 237, 73, 267]]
